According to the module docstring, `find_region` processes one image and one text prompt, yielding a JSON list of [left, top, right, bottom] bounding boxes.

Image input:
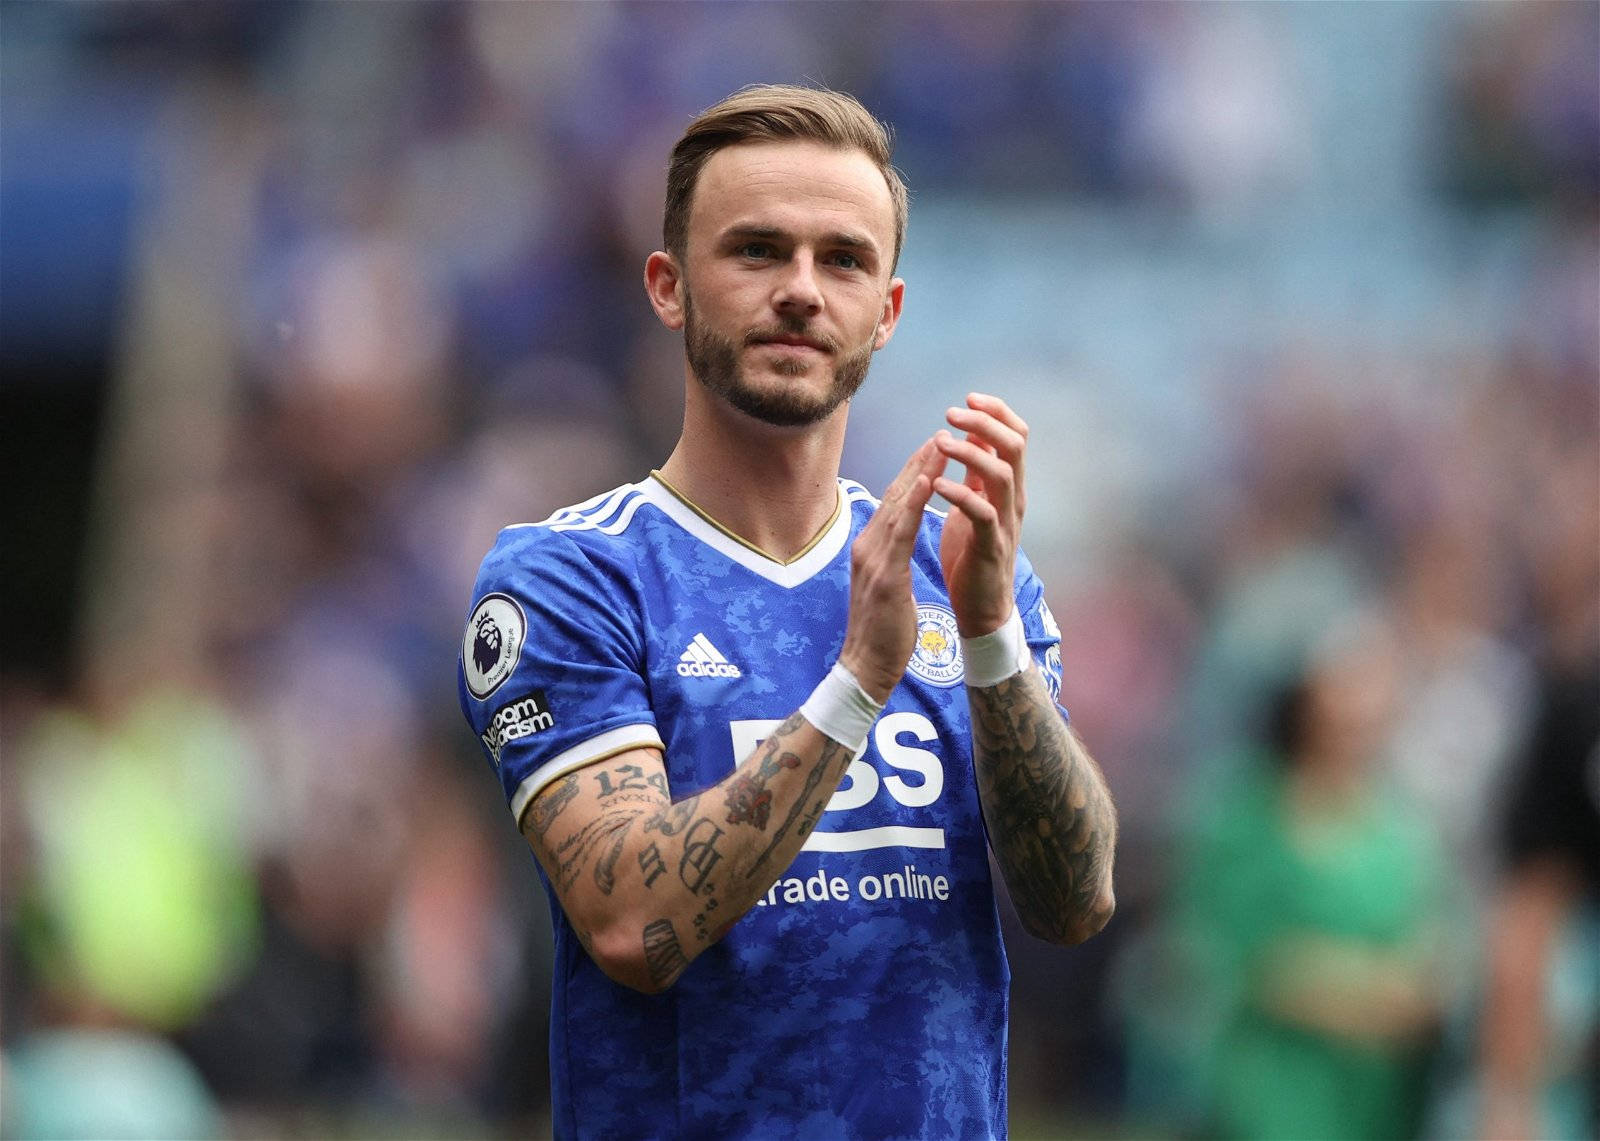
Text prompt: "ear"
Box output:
[[872, 277, 906, 350], [644, 251, 685, 331]]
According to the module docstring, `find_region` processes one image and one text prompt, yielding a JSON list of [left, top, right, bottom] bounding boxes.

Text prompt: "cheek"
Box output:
[[696, 273, 763, 319]]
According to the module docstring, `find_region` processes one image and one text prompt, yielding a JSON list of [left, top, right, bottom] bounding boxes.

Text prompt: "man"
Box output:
[[459, 85, 1116, 1140]]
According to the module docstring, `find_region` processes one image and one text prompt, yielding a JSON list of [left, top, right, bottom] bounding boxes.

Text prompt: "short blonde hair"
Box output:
[[663, 84, 909, 270]]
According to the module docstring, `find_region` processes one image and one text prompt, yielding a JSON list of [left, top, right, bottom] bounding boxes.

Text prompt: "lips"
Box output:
[[748, 332, 834, 353]]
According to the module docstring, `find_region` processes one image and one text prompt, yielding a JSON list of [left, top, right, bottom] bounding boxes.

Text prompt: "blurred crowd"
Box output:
[[1, 3, 1595, 1139]]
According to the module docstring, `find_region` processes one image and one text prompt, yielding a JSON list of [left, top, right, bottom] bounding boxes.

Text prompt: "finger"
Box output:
[[860, 471, 934, 574], [932, 475, 1001, 539], [945, 406, 1024, 467], [880, 438, 939, 507], [865, 443, 944, 554], [965, 392, 1029, 439], [864, 441, 930, 538], [892, 449, 945, 536], [947, 403, 1027, 518], [934, 431, 1016, 522]]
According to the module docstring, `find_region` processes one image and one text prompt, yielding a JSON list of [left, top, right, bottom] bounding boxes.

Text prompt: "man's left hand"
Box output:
[[933, 392, 1028, 637]]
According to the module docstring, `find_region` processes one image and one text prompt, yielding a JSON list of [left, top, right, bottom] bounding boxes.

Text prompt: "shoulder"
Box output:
[[474, 482, 652, 587]]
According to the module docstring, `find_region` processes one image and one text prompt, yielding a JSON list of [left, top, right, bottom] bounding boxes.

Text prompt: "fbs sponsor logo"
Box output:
[[677, 633, 742, 679], [481, 690, 554, 765]]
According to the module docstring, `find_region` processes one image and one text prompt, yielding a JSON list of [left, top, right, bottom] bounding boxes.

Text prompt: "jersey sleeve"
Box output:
[[458, 526, 663, 824], [1013, 549, 1068, 718]]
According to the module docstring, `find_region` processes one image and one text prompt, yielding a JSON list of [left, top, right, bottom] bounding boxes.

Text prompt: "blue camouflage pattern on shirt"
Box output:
[[458, 475, 1069, 1141]]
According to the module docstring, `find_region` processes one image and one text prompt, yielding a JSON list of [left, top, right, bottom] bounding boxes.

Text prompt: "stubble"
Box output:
[[683, 290, 874, 428]]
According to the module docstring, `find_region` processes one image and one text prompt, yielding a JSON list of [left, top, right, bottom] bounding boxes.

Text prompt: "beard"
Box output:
[[683, 290, 875, 428]]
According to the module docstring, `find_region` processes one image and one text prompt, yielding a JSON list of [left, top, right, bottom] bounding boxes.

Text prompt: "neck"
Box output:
[[657, 376, 848, 562]]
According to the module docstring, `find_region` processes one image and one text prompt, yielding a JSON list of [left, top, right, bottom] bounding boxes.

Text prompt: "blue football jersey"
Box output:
[[458, 474, 1068, 1141]]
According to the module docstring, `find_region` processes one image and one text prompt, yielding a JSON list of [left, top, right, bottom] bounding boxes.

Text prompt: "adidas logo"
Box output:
[[677, 633, 743, 678]]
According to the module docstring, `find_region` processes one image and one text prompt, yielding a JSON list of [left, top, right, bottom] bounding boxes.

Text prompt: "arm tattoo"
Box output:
[[593, 814, 636, 895], [594, 763, 668, 799], [677, 817, 725, 894], [725, 733, 803, 830], [545, 808, 645, 894], [637, 841, 667, 888], [747, 715, 852, 875], [525, 773, 580, 840], [642, 918, 689, 988], [527, 709, 862, 988], [643, 796, 699, 837], [970, 668, 1116, 942]]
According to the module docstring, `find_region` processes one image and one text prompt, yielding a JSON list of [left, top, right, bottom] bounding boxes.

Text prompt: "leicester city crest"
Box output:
[[906, 603, 964, 687], [462, 592, 526, 699]]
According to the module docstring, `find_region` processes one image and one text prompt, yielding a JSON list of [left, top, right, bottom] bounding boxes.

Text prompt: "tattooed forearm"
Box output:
[[677, 818, 725, 894], [725, 731, 803, 829], [970, 667, 1116, 944], [748, 730, 852, 875], [641, 918, 689, 989], [546, 808, 646, 893], [523, 708, 863, 993]]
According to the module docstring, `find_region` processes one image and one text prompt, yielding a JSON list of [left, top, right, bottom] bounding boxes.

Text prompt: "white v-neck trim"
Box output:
[[638, 476, 854, 589]]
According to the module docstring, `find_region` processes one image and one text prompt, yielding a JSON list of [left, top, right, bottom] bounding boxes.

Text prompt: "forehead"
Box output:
[[688, 139, 896, 252]]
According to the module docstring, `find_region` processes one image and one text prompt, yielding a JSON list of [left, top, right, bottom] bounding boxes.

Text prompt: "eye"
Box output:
[[829, 252, 861, 270], [739, 242, 773, 260]]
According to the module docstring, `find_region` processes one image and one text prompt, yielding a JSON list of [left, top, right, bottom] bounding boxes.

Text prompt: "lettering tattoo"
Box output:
[[724, 736, 802, 830], [969, 667, 1116, 942], [637, 841, 667, 888], [595, 763, 669, 799], [678, 818, 725, 894], [795, 792, 829, 839], [547, 809, 644, 894], [642, 918, 688, 987]]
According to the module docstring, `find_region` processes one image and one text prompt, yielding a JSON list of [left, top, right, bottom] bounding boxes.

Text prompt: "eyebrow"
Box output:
[[722, 225, 880, 254]]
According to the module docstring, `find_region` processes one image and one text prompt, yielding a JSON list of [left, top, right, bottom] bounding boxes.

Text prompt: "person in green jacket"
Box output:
[[1176, 615, 1450, 1140]]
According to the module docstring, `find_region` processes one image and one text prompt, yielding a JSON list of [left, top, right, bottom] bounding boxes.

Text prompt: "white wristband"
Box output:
[[800, 661, 884, 750], [961, 606, 1032, 688]]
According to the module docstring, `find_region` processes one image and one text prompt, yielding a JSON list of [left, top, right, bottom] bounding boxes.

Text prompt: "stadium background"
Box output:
[[1, 2, 1595, 1138]]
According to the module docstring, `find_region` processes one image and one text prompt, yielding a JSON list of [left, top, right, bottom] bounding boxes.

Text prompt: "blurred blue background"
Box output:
[[2, 2, 1595, 1138]]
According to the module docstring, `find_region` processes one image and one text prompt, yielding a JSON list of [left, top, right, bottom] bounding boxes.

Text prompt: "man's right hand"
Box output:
[[837, 438, 947, 703]]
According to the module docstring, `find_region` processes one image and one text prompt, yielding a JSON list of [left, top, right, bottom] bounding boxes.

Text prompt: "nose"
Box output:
[[772, 251, 824, 318]]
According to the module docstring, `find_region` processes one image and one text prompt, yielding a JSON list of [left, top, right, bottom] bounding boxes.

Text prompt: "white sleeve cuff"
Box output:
[[509, 723, 664, 823]]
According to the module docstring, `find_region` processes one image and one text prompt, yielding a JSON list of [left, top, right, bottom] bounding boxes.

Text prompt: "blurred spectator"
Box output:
[[1140, 615, 1451, 1140], [3, 690, 255, 1139], [1180, 360, 1374, 777], [4, 1028, 222, 1141], [1473, 426, 1599, 1141], [1476, 655, 1599, 1141], [1440, 1, 1600, 208]]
